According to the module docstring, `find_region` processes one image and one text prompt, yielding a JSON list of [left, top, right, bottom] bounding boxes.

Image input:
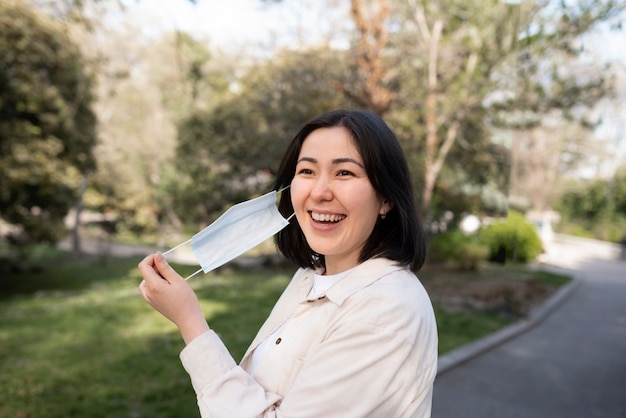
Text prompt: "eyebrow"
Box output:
[[296, 157, 364, 168]]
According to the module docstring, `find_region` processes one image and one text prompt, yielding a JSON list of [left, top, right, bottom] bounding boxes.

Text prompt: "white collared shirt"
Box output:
[[249, 267, 356, 376]]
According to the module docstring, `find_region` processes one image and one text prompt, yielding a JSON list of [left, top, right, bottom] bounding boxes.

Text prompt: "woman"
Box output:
[[138, 109, 438, 417]]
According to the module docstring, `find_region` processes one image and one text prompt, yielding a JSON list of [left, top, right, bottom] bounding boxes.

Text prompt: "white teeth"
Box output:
[[311, 212, 346, 223]]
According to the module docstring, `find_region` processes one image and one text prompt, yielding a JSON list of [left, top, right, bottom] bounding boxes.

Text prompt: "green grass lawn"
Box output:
[[0, 249, 565, 417]]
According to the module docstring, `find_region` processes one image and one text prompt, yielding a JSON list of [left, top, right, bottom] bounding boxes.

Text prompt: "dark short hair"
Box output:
[[273, 109, 426, 271]]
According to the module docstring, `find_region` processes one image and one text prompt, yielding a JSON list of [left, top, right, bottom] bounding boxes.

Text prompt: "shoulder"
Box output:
[[337, 258, 436, 334], [358, 258, 431, 307], [363, 265, 433, 320]]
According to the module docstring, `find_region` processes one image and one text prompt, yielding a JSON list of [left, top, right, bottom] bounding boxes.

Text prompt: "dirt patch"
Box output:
[[419, 263, 562, 318]]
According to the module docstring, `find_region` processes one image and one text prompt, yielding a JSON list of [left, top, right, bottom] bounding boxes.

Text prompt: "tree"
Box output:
[[0, 0, 96, 249], [324, 0, 522, 218], [85, 26, 231, 236], [175, 47, 355, 224], [377, 0, 525, 217], [496, 3, 625, 212], [334, 0, 395, 115], [338, 0, 624, 219], [556, 168, 626, 242]]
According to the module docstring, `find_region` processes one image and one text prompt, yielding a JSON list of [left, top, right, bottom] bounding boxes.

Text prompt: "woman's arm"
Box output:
[[138, 253, 210, 344]]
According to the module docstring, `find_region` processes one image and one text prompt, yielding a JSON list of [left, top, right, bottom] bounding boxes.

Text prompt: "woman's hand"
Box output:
[[138, 253, 210, 344]]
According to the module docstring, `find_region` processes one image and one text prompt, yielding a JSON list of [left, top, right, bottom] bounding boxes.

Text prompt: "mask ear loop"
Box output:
[[184, 268, 203, 281], [277, 185, 296, 222], [162, 238, 191, 257], [161, 240, 203, 280]]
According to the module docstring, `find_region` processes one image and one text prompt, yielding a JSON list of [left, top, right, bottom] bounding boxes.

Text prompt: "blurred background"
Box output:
[[1, 0, 625, 416], [1, 0, 625, 259]]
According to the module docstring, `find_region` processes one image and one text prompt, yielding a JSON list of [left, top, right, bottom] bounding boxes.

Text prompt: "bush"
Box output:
[[478, 210, 542, 263], [427, 230, 490, 271], [427, 230, 468, 263], [456, 242, 491, 271]]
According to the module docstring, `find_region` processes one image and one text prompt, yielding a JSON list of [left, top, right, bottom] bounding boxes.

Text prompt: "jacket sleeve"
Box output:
[[180, 330, 282, 418]]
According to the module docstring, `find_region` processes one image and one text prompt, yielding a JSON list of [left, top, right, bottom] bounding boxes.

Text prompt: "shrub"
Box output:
[[427, 229, 490, 271], [478, 210, 542, 263], [427, 230, 468, 263], [456, 242, 491, 271]]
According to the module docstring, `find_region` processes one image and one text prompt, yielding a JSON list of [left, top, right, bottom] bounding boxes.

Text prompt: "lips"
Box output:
[[310, 211, 346, 223]]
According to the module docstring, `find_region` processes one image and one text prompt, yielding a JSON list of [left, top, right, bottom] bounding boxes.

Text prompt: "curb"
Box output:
[[436, 266, 583, 376]]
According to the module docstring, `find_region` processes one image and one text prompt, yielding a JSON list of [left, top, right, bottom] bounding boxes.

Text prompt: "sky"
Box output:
[[120, 1, 626, 70], [120, 0, 351, 53]]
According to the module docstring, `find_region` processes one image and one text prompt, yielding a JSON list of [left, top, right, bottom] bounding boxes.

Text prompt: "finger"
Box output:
[[138, 253, 156, 272], [153, 252, 183, 282], [138, 280, 148, 298], [138, 253, 167, 285], [138, 279, 159, 307]]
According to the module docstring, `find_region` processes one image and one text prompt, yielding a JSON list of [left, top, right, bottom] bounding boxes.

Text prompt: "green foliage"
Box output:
[[427, 229, 490, 271], [389, 0, 521, 214], [428, 230, 469, 263], [555, 170, 626, 242], [456, 241, 491, 271], [5, 0, 619, 246], [79, 28, 233, 236], [0, 1, 96, 246], [175, 48, 355, 223], [478, 210, 542, 263], [387, 0, 623, 216], [157, 31, 230, 121], [431, 169, 510, 220]]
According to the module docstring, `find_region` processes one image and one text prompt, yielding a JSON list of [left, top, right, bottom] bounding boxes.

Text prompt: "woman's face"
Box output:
[[290, 126, 391, 275]]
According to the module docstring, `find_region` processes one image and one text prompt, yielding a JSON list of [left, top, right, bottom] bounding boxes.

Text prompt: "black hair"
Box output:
[[273, 109, 426, 272]]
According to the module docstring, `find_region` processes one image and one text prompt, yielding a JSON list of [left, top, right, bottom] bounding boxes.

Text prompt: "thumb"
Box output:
[[153, 252, 183, 282]]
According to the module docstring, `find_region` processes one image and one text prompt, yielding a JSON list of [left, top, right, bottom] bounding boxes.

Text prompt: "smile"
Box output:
[[310, 211, 346, 223]]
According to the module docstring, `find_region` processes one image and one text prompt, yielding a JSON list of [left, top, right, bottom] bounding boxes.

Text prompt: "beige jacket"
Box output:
[[180, 257, 438, 417]]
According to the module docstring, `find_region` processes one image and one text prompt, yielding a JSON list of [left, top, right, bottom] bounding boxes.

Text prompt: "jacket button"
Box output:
[[275, 338, 282, 345]]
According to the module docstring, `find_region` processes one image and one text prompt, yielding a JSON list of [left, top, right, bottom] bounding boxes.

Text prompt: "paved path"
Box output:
[[432, 236, 626, 418]]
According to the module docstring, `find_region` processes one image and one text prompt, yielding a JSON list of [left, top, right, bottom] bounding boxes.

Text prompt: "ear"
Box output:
[[380, 199, 394, 216]]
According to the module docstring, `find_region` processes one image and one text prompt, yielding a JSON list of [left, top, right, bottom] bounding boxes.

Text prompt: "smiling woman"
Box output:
[[138, 109, 438, 417], [289, 126, 392, 275]]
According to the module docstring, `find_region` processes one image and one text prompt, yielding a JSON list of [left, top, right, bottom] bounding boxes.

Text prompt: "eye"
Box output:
[[337, 170, 354, 177], [297, 168, 314, 176]]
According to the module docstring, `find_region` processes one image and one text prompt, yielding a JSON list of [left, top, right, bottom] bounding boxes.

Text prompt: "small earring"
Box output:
[[380, 212, 386, 220]]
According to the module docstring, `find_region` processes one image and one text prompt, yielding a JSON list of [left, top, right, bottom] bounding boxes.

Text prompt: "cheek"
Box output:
[[347, 184, 380, 209], [289, 178, 306, 210]]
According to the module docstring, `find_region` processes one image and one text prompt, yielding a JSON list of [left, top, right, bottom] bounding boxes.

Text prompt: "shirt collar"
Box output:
[[297, 258, 407, 305]]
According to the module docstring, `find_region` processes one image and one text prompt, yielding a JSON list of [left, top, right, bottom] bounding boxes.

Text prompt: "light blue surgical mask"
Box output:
[[163, 189, 293, 280]]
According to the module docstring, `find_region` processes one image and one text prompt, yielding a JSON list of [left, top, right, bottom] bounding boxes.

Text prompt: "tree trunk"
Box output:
[[420, 18, 443, 217], [340, 0, 394, 115], [72, 173, 90, 256]]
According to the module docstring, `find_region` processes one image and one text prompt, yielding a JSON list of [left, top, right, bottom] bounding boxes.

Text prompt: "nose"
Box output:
[[310, 175, 333, 202]]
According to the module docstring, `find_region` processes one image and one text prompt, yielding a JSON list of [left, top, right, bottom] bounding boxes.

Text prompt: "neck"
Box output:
[[323, 257, 359, 276]]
